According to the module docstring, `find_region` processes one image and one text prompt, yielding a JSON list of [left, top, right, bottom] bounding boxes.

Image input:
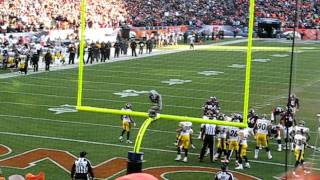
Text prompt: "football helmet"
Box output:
[[125, 103, 132, 109], [298, 120, 305, 126]]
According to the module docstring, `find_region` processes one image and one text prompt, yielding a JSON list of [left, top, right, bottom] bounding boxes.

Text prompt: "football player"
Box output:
[[235, 128, 254, 170], [288, 94, 300, 115], [214, 116, 229, 162], [175, 122, 193, 162], [248, 109, 258, 135], [203, 96, 220, 116], [254, 114, 272, 160], [227, 118, 240, 164], [271, 106, 285, 124], [270, 124, 282, 151], [293, 132, 307, 172], [281, 108, 296, 151], [291, 120, 310, 143], [119, 103, 136, 144]]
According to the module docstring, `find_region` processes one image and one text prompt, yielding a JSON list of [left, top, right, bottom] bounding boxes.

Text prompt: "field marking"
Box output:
[[0, 81, 250, 102], [0, 114, 177, 135], [2, 80, 320, 101], [1, 113, 319, 148], [26, 76, 290, 96], [43, 62, 319, 83], [1, 131, 319, 171]]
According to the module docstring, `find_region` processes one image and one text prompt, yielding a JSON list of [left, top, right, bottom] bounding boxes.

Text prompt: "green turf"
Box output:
[[0, 39, 320, 179]]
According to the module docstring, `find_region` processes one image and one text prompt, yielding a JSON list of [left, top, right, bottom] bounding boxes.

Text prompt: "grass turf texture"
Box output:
[[0, 39, 320, 179]]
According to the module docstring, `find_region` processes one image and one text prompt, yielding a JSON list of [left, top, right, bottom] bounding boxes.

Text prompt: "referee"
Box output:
[[214, 164, 234, 180], [71, 151, 95, 180], [199, 118, 217, 162]]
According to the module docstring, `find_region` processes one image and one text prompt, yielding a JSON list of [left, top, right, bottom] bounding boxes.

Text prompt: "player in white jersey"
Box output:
[[119, 103, 136, 144], [227, 119, 240, 164], [175, 122, 193, 162], [293, 133, 307, 170], [214, 124, 228, 162], [254, 115, 272, 160], [236, 128, 254, 170], [292, 121, 310, 140]]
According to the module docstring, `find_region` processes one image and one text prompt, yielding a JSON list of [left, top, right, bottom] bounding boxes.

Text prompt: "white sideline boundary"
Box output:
[[0, 131, 319, 171], [0, 39, 248, 80]]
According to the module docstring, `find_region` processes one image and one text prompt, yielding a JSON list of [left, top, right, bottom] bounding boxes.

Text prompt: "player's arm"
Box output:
[[296, 98, 300, 110]]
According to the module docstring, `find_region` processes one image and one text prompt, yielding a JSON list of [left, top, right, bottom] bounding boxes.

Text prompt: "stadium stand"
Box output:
[[0, 0, 319, 33]]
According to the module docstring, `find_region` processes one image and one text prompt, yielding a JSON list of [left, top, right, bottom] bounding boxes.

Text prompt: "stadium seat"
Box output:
[[8, 175, 25, 180], [115, 173, 157, 180], [25, 172, 45, 180]]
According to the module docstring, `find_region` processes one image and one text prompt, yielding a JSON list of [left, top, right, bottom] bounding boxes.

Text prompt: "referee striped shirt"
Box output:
[[204, 124, 216, 135], [215, 171, 234, 180]]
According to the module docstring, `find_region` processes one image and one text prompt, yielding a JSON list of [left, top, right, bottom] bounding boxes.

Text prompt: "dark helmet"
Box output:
[[80, 151, 87, 157], [221, 163, 228, 171]]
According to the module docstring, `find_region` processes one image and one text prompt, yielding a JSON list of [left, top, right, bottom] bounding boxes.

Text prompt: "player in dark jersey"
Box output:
[[271, 106, 284, 124], [71, 151, 94, 180], [281, 108, 296, 151], [203, 96, 220, 115], [248, 109, 258, 135], [288, 94, 299, 115]]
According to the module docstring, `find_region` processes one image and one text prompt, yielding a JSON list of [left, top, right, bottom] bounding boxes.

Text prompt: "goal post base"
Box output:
[[127, 151, 144, 174]]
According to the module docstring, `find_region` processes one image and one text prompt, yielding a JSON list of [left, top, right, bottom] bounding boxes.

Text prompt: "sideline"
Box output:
[[0, 39, 248, 80]]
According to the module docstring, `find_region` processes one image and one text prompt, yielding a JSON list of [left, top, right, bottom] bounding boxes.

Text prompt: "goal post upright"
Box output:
[[77, 0, 87, 107], [76, 0, 255, 129], [243, 0, 255, 127], [76, 0, 256, 174]]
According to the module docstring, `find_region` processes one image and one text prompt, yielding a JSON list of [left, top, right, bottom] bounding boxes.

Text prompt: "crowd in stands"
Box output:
[[0, 0, 127, 33], [0, 0, 320, 33]]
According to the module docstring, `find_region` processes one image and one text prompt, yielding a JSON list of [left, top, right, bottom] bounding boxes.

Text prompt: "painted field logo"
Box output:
[[198, 71, 224, 76], [0, 144, 261, 179], [113, 89, 149, 98], [228, 64, 246, 69], [161, 79, 192, 85], [48, 104, 77, 114]]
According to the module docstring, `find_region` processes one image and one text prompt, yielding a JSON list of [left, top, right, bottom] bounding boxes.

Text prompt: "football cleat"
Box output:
[[235, 164, 243, 170], [267, 151, 272, 159], [183, 157, 188, 163], [127, 140, 133, 144], [254, 149, 259, 159], [119, 136, 123, 142], [245, 163, 251, 168], [175, 155, 182, 161], [191, 144, 196, 149]]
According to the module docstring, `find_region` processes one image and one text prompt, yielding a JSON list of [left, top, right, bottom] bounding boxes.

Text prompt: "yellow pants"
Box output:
[[256, 133, 268, 147], [240, 144, 248, 157], [295, 149, 304, 161], [178, 135, 190, 149], [228, 140, 239, 151], [122, 121, 130, 132]]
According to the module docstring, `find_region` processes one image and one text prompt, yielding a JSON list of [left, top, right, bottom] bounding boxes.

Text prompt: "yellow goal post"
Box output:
[[76, 0, 256, 153]]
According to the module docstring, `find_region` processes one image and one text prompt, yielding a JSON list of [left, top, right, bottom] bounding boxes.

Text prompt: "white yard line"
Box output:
[[0, 131, 319, 171]]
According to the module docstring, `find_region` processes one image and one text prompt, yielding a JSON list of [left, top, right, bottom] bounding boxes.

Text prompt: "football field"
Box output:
[[0, 39, 320, 179]]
